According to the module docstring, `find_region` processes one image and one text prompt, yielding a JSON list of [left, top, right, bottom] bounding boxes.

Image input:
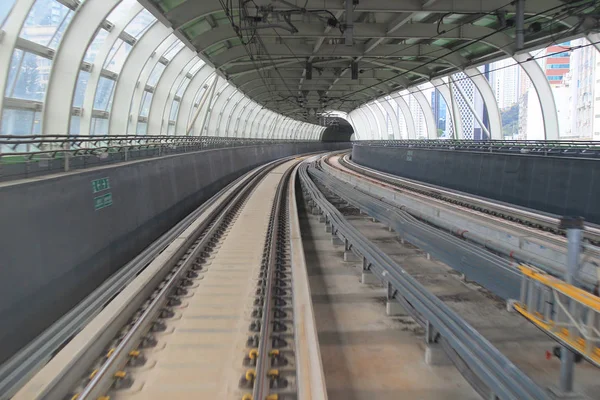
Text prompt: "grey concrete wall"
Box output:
[[0, 142, 349, 363], [352, 144, 600, 224]]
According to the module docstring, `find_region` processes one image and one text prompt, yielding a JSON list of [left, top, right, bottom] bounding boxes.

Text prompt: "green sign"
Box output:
[[92, 177, 110, 193], [94, 192, 113, 211]]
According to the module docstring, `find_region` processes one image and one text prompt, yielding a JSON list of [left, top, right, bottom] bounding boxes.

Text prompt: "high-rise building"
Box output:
[[489, 59, 520, 109], [431, 89, 447, 136], [544, 43, 571, 85]]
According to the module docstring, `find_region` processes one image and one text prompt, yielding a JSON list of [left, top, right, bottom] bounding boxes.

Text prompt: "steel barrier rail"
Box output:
[[355, 140, 600, 157], [307, 164, 522, 300], [0, 135, 318, 161], [0, 157, 290, 399], [298, 163, 550, 400]]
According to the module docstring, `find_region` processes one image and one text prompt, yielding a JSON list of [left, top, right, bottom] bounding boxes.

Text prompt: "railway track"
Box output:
[[337, 152, 600, 245], [324, 152, 599, 289], [13, 157, 325, 400]]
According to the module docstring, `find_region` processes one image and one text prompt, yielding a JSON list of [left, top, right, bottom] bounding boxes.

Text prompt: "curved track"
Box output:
[[13, 157, 324, 400], [338, 152, 600, 245]]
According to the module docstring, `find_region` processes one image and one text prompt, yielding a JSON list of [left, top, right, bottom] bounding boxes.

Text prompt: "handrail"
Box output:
[[0, 135, 319, 161], [354, 140, 600, 157], [298, 161, 550, 400]]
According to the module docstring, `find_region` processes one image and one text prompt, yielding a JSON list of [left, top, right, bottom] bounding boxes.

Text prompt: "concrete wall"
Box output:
[[352, 143, 600, 224], [0, 142, 348, 363]]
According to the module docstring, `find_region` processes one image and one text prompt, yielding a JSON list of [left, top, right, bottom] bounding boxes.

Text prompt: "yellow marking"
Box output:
[[248, 349, 259, 359], [114, 371, 126, 379], [266, 395, 279, 400], [267, 369, 279, 377], [518, 265, 600, 310], [242, 394, 253, 400], [245, 369, 256, 382], [268, 349, 279, 356], [97, 397, 110, 400], [106, 348, 115, 358], [71, 395, 79, 400], [89, 369, 98, 380], [129, 350, 140, 357]]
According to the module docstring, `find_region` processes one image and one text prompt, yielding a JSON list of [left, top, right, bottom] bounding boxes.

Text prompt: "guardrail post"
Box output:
[[386, 282, 403, 316], [360, 257, 379, 285], [557, 216, 584, 395], [63, 141, 70, 172]]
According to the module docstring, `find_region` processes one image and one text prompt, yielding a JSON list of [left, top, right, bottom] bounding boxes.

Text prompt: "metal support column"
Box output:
[[558, 216, 584, 394]]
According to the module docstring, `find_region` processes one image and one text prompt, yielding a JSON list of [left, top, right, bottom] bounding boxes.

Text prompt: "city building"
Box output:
[[544, 43, 571, 85]]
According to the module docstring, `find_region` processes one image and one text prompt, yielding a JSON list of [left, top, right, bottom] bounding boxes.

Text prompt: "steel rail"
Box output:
[[288, 161, 328, 400], [298, 162, 550, 400], [253, 160, 297, 400]]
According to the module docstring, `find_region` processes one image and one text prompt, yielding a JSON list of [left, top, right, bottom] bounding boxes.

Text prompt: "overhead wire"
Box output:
[[330, 0, 600, 106], [219, 0, 307, 122]]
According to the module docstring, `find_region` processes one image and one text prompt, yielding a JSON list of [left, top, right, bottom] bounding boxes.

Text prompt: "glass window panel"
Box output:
[[47, 10, 73, 49], [91, 117, 108, 135], [0, 0, 17, 27], [176, 77, 191, 97], [32, 111, 41, 134], [137, 121, 147, 135], [167, 123, 175, 135], [73, 71, 90, 108], [70, 115, 80, 135], [11, 52, 51, 101], [5, 49, 23, 97], [20, 0, 72, 49], [188, 60, 204, 76], [169, 100, 180, 121], [163, 41, 184, 62], [140, 91, 153, 117], [106, 0, 137, 24], [1, 108, 34, 135], [147, 63, 166, 87], [84, 29, 109, 63], [104, 39, 132, 73], [124, 9, 155, 38], [94, 77, 115, 110]]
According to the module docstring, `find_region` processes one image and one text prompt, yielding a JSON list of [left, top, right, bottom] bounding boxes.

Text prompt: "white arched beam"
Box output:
[[43, 0, 120, 134], [513, 52, 559, 140], [376, 99, 401, 139], [391, 94, 417, 139], [408, 87, 436, 139], [464, 68, 502, 140], [431, 78, 462, 139], [109, 23, 170, 134]]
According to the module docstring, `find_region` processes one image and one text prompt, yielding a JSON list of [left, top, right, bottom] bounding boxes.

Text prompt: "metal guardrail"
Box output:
[[299, 161, 550, 400], [309, 163, 522, 300], [355, 139, 600, 157], [0, 135, 317, 161]]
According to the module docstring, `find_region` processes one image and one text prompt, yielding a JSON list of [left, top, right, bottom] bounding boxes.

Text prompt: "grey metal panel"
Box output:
[[0, 142, 349, 364], [352, 144, 600, 224]]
